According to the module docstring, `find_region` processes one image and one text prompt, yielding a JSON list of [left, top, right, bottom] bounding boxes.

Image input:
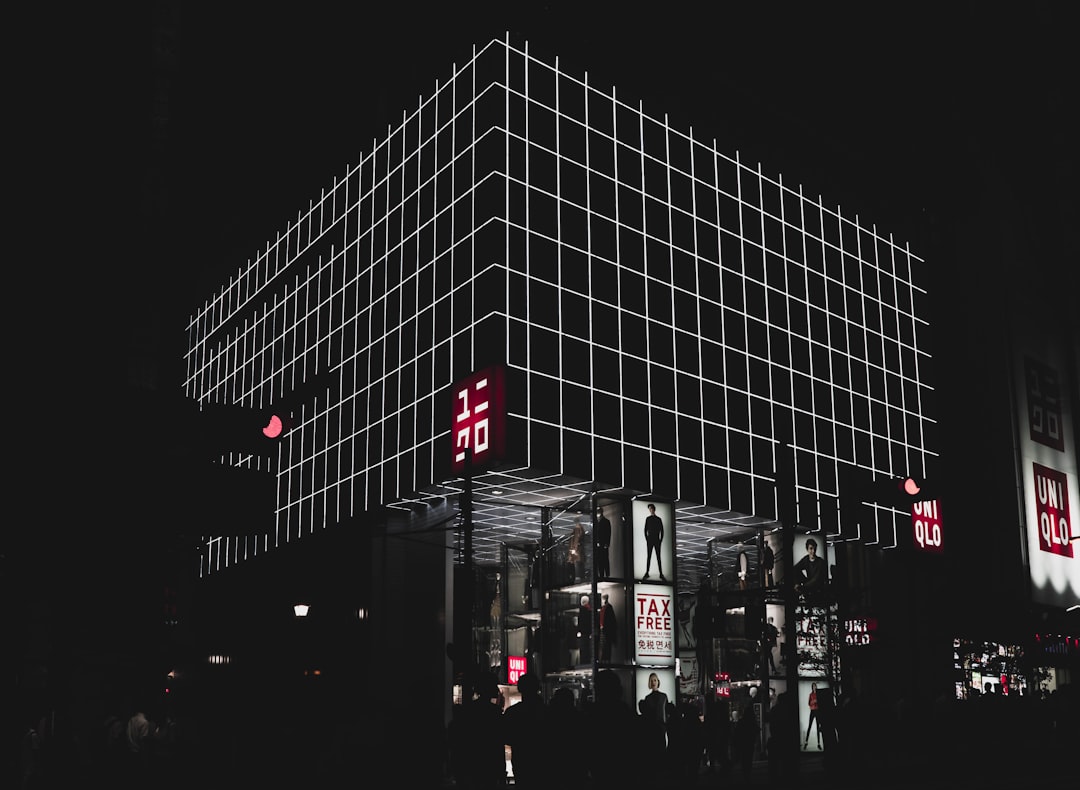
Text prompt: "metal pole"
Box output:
[[777, 440, 801, 778], [463, 448, 473, 672]]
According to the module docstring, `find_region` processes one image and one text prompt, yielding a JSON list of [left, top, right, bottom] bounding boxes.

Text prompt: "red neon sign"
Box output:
[[508, 655, 527, 685], [912, 499, 944, 553], [1033, 463, 1073, 558], [451, 366, 506, 474]]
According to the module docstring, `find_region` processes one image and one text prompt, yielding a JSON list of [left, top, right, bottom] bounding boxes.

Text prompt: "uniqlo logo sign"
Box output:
[[451, 366, 506, 474], [912, 499, 944, 553], [1026, 357, 1064, 451], [508, 655, 527, 685], [1033, 463, 1073, 558]]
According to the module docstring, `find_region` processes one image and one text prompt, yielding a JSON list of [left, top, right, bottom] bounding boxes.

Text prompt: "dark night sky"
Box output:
[[147, 2, 1076, 314]]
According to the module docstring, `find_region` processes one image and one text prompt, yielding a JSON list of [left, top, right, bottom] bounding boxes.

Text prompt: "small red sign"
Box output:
[[508, 655, 527, 685], [451, 366, 506, 474], [912, 499, 944, 553]]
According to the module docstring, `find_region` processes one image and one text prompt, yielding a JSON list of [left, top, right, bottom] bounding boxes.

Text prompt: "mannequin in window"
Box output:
[[761, 616, 779, 674], [576, 594, 592, 664], [737, 549, 749, 590], [594, 505, 612, 579], [762, 542, 775, 589], [598, 593, 617, 662], [569, 518, 587, 583]]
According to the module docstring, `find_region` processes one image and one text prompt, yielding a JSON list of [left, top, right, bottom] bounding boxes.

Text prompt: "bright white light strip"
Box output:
[[188, 37, 935, 574]]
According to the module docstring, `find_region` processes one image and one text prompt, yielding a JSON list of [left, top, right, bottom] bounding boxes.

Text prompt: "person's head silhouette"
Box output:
[[551, 687, 575, 708], [517, 672, 540, 700], [595, 668, 622, 703]]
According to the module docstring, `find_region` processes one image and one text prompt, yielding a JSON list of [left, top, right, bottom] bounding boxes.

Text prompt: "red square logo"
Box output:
[[912, 499, 944, 553], [1033, 463, 1073, 558], [451, 366, 506, 474]]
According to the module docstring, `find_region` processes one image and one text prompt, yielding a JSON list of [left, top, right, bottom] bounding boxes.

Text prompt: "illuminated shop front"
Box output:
[[183, 34, 941, 754]]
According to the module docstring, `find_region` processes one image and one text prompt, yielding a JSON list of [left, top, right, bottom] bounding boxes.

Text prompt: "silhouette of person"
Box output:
[[124, 706, 159, 786], [598, 593, 617, 662], [594, 505, 612, 579], [793, 538, 825, 598], [705, 696, 732, 775], [767, 690, 798, 783], [761, 616, 779, 673], [502, 673, 545, 789], [450, 670, 506, 789], [546, 689, 588, 789], [642, 503, 665, 581], [20, 712, 43, 790], [588, 670, 644, 789], [762, 542, 775, 588], [803, 682, 822, 750], [671, 701, 705, 782], [734, 701, 758, 782]]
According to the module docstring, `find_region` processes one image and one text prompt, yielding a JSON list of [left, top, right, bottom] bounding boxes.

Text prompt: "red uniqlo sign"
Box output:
[[451, 366, 506, 474], [912, 499, 943, 553], [508, 655, 527, 685], [1033, 463, 1074, 558]]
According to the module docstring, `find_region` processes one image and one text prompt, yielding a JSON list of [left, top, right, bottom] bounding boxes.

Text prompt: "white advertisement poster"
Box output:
[[632, 500, 674, 583], [635, 667, 676, 721], [633, 583, 675, 666], [1012, 330, 1080, 609]]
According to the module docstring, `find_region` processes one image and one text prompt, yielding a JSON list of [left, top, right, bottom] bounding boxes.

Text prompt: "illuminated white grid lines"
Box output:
[[184, 36, 937, 577]]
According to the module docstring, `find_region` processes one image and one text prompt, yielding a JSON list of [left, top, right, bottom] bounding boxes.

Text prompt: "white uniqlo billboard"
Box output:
[[1013, 330, 1079, 609]]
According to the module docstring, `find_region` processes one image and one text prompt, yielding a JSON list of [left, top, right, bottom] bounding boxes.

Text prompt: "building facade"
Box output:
[[185, 34, 936, 563], [183, 34, 947, 775]]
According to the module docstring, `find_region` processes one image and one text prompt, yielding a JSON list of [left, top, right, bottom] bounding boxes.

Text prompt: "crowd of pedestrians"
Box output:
[[446, 668, 763, 789], [13, 670, 1077, 788], [445, 671, 1079, 789]]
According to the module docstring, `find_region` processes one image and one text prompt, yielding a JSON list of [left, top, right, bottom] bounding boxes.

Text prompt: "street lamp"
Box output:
[[293, 603, 310, 617]]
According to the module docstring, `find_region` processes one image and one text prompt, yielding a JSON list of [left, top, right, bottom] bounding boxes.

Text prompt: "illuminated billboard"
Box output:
[[1013, 334, 1080, 609], [912, 499, 944, 553], [632, 500, 674, 584], [634, 583, 675, 666], [451, 365, 507, 474]]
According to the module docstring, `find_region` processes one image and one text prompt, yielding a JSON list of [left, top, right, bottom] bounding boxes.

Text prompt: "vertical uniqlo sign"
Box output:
[[451, 366, 506, 474], [1033, 463, 1073, 558], [912, 499, 944, 553]]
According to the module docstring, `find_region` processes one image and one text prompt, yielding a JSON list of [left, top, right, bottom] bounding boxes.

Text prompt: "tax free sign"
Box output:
[[634, 584, 674, 666]]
